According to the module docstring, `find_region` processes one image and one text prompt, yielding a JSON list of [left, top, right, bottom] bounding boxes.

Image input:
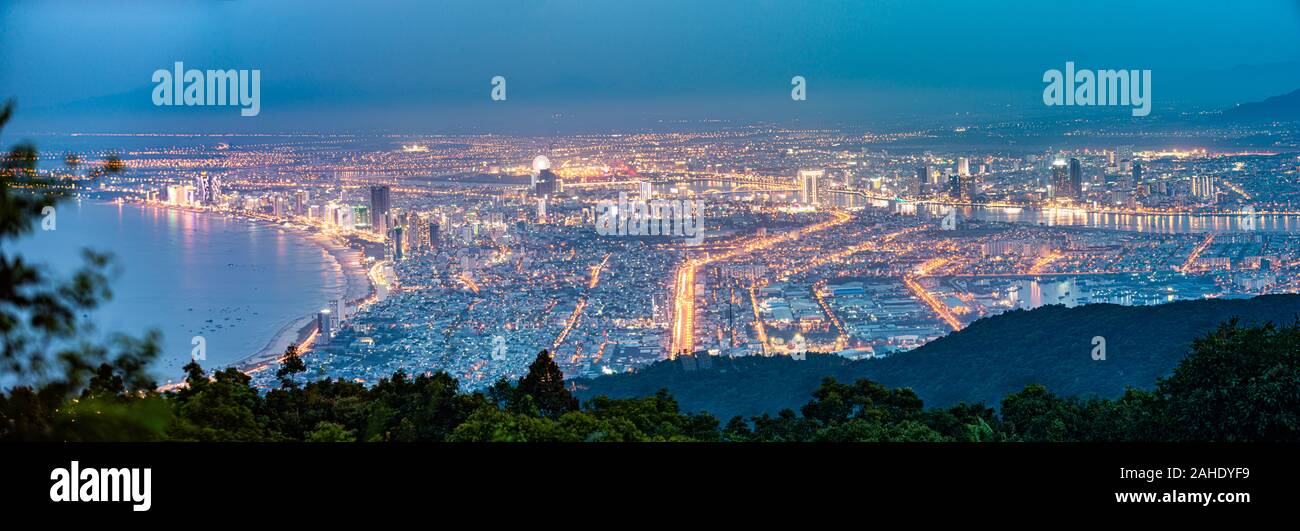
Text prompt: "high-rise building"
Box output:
[[1192, 176, 1217, 199], [293, 190, 310, 215], [531, 155, 549, 189], [390, 226, 404, 260], [369, 185, 391, 235], [328, 298, 341, 329], [531, 155, 559, 197], [324, 203, 340, 226], [799, 169, 823, 205], [1050, 159, 1069, 198], [1068, 158, 1083, 200], [639, 180, 653, 201], [957, 157, 970, 177], [352, 205, 370, 229], [316, 309, 332, 345], [429, 222, 440, 250], [1132, 162, 1143, 184], [534, 169, 558, 196], [193, 174, 208, 204], [404, 212, 421, 253], [948, 174, 962, 199], [193, 172, 221, 205]]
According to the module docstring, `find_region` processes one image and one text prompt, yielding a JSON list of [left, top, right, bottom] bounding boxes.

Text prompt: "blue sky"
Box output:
[[3, 0, 1300, 132]]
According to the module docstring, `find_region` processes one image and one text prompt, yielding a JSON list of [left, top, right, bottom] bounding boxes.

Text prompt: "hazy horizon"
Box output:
[[4, 0, 1300, 134]]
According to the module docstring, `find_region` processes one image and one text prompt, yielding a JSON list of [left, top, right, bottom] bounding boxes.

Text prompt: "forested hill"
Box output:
[[575, 295, 1300, 420]]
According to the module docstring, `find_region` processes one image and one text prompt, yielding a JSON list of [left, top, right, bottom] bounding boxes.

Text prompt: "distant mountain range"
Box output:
[[575, 295, 1300, 420], [1214, 87, 1300, 123]]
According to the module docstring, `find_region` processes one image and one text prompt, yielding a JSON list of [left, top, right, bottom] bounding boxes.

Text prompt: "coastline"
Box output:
[[233, 228, 373, 372], [118, 199, 375, 374]]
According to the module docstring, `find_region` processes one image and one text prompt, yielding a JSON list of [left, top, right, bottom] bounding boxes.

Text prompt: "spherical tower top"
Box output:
[[532, 155, 551, 172]]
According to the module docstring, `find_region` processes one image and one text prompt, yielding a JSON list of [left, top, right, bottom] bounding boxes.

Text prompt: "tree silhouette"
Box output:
[[515, 350, 578, 418], [276, 343, 307, 387], [1, 101, 158, 438], [1157, 319, 1300, 442]]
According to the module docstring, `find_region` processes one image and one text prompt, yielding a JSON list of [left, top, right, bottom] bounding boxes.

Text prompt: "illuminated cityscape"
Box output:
[[26, 123, 1296, 390]]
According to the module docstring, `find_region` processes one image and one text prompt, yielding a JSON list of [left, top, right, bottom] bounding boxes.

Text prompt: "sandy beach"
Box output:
[[233, 227, 373, 372], [127, 200, 376, 374]]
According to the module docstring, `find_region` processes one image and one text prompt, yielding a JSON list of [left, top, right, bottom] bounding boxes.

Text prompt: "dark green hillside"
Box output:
[[575, 295, 1300, 419]]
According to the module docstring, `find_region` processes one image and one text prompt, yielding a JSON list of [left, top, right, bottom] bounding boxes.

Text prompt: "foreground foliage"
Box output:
[[3, 319, 1298, 442]]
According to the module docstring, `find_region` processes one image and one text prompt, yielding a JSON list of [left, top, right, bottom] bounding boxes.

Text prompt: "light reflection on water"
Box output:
[[10, 201, 347, 384], [823, 191, 1300, 234]]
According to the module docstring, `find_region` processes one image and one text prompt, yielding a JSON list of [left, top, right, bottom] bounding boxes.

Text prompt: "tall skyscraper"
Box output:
[[948, 174, 963, 199], [957, 157, 970, 177], [429, 222, 440, 250], [369, 185, 391, 235], [1068, 158, 1083, 200], [193, 174, 208, 204], [404, 211, 420, 253], [316, 309, 332, 345], [799, 169, 822, 205], [1050, 159, 1069, 198], [390, 226, 404, 260], [328, 298, 341, 329]]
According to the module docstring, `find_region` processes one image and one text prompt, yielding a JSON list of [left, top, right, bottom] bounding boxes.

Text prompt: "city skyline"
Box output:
[[17, 122, 1299, 387]]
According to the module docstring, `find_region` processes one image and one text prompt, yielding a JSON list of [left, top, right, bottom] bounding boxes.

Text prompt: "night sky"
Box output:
[[4, 0, 1300, 132]]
